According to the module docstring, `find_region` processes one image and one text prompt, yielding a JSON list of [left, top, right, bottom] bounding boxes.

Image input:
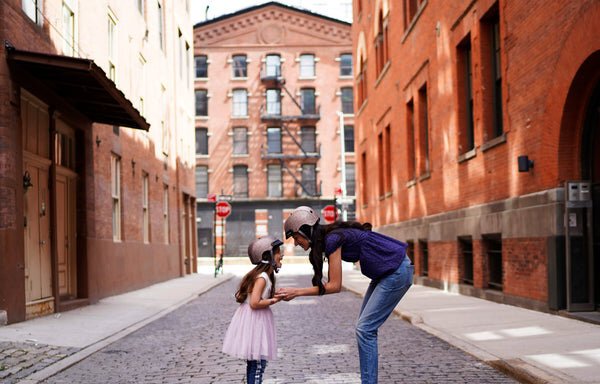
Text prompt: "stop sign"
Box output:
[[321, 205, 337, 223], [215, 201, 232, 219]]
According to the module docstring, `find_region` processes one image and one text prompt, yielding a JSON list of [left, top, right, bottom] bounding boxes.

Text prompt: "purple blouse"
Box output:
[[324, 228, 408, 280]]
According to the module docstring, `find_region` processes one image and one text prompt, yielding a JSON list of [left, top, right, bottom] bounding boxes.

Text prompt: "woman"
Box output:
[[276, 206, 413, 384]]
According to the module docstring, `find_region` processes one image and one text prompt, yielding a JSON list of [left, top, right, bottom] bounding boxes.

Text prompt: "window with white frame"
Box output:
[[299, 54, 315, 77], [345, 163, 356, 195], [233, 165, 248, 197], [195, 55, 208, 78], [266, 89, 281, 115], [111, 154, 121, 241], [108, 13, 117, 81], [232, 89, 248, 117], [233, 127, 248, 155], [302, 164, 317, 196], [340, 53, 353, 76], [195, 166, 208, 197], [341, 87, 354, 114], [195, 89, 208, 116], [62, 2, 75, 56], [142, 173, 150, 243], [267, 127, 282, 153], [268, 164, 282, 197], [300, 126, 316, 153], [23, 0, 42, 24], [195, 127, 208, 155], [232, 54, 247, 78]]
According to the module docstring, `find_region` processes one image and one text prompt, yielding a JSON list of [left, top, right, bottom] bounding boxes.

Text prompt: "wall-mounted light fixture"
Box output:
[[23, 171, 33, 191], [95, 135, 102, 147], [518, 155, 534, 172]]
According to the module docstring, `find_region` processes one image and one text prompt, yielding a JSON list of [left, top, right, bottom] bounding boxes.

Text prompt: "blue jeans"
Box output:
[[356, 257, 413, 384], [246, 359, 267, 384]]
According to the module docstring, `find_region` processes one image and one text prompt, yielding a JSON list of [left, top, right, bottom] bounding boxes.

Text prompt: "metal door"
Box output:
[[225, 209, 255, 257]]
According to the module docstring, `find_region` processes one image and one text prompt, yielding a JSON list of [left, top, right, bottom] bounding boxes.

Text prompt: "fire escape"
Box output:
[[259, 56, 321, 197]]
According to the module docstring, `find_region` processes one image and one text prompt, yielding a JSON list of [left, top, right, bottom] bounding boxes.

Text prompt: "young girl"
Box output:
[[222, 235, 283, 384]]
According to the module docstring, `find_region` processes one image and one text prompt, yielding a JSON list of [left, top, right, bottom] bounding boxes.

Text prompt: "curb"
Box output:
[[17, 274, 234, 384], [342, 281, 574, 384]]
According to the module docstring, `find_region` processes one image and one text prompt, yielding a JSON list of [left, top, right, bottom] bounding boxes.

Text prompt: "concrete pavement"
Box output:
[[342, 267, 600, 384], [0, 260, 599, 383]]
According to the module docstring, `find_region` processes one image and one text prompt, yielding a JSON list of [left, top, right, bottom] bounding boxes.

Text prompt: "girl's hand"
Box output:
[[276, 287, 298, 301]]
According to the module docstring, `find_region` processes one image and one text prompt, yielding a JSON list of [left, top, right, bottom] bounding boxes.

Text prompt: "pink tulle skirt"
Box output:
[[222, 303, 277, 361]]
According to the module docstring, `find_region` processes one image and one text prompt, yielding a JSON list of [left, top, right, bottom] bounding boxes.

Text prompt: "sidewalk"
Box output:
[[0, 272, 233, 383], [342, 268, 600, 384]]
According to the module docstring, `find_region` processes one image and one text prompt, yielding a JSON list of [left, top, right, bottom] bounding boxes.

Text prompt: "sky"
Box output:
[[191, 0, 353, 25]]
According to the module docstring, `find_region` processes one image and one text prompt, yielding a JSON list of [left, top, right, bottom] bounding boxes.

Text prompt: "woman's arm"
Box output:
[[249, 276, 280, 309], [277, 248, 342, 300]]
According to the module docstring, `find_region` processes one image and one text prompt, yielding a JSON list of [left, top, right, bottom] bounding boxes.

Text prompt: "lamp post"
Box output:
[[336, 111, 348, 221]]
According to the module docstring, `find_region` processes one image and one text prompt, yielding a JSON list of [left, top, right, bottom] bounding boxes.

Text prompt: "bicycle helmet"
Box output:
[[248, 235, 284, 271], [284, 206, 320, 239]]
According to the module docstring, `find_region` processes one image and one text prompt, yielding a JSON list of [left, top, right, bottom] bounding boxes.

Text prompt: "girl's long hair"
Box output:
[[308, 220, 372, 295], [235, 260, 276, 303]]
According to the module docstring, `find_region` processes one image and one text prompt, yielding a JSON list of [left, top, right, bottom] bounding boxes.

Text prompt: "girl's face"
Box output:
[[273, 247, 283, 269], [292, 233, 310, 250]]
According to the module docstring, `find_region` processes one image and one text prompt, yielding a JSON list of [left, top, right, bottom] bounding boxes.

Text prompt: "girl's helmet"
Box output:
[[248, 235, 284, 266], [284, 206, 320, 239]]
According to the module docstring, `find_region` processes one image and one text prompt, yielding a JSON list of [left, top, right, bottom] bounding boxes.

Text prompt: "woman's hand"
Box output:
[[275, 287, 299, 301]]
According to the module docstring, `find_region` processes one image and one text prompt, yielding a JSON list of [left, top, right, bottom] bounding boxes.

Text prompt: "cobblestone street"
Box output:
[[41, 275, 517, 383]]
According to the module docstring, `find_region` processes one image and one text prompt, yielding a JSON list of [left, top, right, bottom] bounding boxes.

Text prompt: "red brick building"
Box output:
[[353, 0, 599, 314], [0, 0, 196, 324], [193, 3, 355, 258]]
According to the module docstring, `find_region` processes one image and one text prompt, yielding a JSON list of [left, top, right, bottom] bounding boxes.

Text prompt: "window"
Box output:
[[482, 8, 503, 141], [384, 125, 392, 193], [54, 131, 74, 169], [340, 53, 353, 76], [232, 54, 247, 78], [142, 173, 150, 243], [407, 99, 416, 180], [302, 164, 317, 196], [267, 164, 282, 197], [265, 54, 281, 77], [62, 2, 75, 56], [378, 132, 384, 195], [195, 128, 208, 155], [195, 55, 208, 78], [484, 234, 503, 290], [419, 239, 429, 276], [23, 0, 42, 24], [299, 54, 315, 77], [346, 163, 356, 196], [375, 10, 389, 76], [233, 165, 248, 197], [195, 166, 208, 198], [418, 84, 430, 174], [195, 89, 208, 116], [232, 89, 248, 117], [300, 88, 316, 115], [404, 0, 425, 29], [358, 56, 367, 106], [458, 36, 474, 154], [344, 125, 354, 153], [108, 13, 117, 81], [232, 127, 248, 155], [300, 126, 316, 153], [111, 154, 121, 241], [341, 87, 354, 114], [361, 152, 367, 204], [459, 237, 473, 285], [157, 1, 164, 51], [266, 89, 281, 115], [267, 127, 282, 153], [163, 184, 169, 244]]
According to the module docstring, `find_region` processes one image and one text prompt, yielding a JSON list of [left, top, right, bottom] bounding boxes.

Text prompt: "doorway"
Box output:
[[582, 80, 600, 309]]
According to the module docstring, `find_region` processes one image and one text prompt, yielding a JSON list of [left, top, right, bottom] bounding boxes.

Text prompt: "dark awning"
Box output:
[[7, 48, 149, 131]]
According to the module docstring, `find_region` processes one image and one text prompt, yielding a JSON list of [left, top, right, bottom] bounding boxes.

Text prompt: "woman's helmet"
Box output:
[[248, 235, 284, 268], [284, 206, 319, 239]]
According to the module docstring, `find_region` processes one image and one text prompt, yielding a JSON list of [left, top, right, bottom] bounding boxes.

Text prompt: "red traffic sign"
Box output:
[[207, 193, 217, 202], [334, 186, 343, 196], [215, 201, 232, 218], [321, 205, 337, 223]]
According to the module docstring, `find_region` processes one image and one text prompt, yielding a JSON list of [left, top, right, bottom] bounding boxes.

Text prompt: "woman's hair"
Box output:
[[309, 220, 372, 295], [235, 252, 276, 303]]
